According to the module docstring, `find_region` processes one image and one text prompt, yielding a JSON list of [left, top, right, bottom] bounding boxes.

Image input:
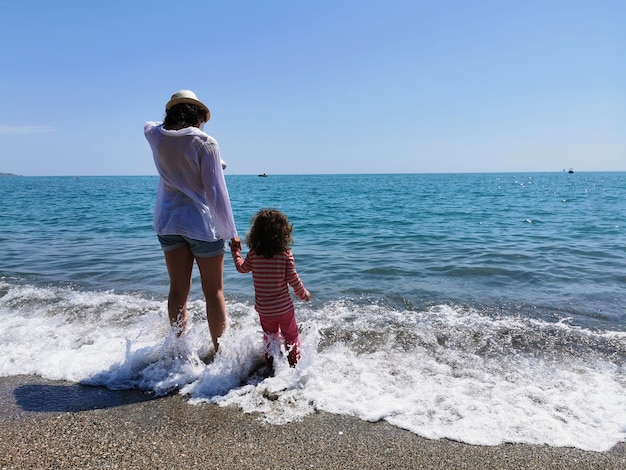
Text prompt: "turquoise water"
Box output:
[[1, 172, 625, 450], [2, 173, 623, 327]]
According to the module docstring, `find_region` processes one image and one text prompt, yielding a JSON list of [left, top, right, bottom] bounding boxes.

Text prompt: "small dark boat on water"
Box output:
[[258, 173, 268, 177]]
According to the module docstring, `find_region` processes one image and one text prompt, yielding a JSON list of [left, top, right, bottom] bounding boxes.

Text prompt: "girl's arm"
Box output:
[[231, 247, 252, 274], [285, 251, 311, 301]]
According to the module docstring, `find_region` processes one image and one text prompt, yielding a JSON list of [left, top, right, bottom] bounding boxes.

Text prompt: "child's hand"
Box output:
[[303, 290, 311, 301], [229, 237, 241, 252]]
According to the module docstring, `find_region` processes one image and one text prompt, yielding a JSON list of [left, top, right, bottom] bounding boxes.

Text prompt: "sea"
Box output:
[[0, 172, 624, 452]]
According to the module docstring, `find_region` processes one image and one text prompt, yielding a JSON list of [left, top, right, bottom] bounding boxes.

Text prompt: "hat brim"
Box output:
[[165, 98, 211, 122]]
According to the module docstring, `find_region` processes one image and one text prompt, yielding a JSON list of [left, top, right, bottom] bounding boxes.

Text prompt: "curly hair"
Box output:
[[245, 208, 293, 259], [164, 103, 208, 127]]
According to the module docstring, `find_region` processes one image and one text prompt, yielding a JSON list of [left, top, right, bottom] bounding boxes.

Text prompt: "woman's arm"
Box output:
[[199, 140, 238, 240]]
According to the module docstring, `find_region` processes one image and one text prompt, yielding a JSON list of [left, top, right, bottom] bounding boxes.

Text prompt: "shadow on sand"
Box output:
[[14, 381, 157, 413]]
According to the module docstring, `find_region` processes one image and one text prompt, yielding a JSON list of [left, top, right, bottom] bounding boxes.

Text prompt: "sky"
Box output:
[[0, 0, 624, 176]]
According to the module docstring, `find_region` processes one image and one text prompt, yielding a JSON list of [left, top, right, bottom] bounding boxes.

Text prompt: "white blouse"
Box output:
[[144, 121, 238, 242]]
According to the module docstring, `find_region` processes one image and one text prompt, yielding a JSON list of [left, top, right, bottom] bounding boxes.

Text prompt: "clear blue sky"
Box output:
[[1, 0, 624, 176]]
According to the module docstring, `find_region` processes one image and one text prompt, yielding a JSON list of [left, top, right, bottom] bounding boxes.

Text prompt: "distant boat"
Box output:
[[258, 173, 268, 177], [568, 168, 574, 174]]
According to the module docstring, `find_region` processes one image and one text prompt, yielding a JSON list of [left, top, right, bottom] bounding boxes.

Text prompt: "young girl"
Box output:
[[230, 209, 311, 367]]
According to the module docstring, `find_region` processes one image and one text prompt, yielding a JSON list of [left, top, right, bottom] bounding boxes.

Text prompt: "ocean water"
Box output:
[[0, 172, 625, 452]]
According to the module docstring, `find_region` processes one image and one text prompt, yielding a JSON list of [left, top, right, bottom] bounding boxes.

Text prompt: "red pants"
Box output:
[[259, 310, 300, 366]]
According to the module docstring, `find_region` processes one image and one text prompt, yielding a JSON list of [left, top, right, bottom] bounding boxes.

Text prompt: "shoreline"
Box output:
[[1, 375, 624, 469]]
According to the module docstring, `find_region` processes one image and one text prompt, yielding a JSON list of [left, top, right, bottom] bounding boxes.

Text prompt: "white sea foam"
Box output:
[[1, 281, 625, 452]]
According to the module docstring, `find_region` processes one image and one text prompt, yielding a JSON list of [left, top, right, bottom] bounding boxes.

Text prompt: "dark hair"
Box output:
[[246, 208, 293, 258], [164, 103, 208, 127]]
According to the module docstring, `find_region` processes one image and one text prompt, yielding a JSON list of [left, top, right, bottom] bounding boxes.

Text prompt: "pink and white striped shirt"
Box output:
[[231, 249, 308, 317]]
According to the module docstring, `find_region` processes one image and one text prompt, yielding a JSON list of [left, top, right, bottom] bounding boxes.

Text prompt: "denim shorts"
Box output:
[[157, 234, 225, 258]]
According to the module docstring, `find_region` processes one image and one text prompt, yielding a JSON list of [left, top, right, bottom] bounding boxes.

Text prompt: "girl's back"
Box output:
[[232, 249, 307, 316]]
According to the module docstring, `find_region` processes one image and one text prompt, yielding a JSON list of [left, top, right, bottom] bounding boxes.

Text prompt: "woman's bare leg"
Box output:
[[163, 246, 194, 335], [196, 254, 226, 351]]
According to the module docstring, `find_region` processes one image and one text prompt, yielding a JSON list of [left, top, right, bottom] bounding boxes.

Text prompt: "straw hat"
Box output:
[[165, 90, 211, 121]]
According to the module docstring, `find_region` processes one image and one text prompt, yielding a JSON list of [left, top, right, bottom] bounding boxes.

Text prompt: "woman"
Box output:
[[144, 90, 239, 351]]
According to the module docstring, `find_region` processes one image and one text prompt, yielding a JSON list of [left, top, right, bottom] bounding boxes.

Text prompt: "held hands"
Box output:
[[229, 237, 241, 252]]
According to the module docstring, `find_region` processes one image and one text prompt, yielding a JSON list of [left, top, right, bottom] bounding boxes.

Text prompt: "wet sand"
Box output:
[[0, 375, 624, 469]]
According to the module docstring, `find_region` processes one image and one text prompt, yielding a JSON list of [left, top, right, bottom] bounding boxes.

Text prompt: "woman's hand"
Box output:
[[229, 237, 241, 252]]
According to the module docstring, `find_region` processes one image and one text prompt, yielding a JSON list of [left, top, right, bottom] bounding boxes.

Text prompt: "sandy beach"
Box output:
[[0, 375, 624, 469]]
